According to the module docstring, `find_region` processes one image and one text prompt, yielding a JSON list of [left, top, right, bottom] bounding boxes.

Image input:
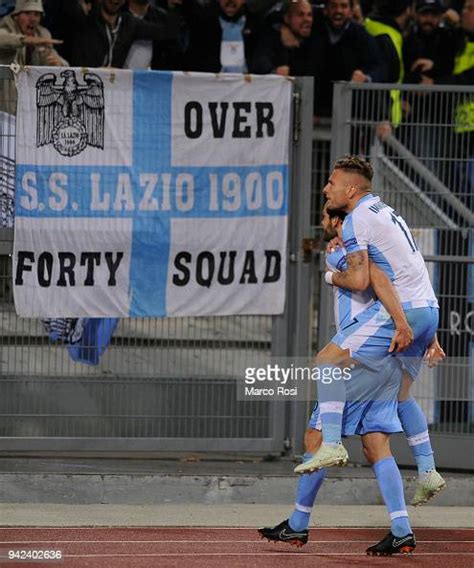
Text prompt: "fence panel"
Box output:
[[326, 82, 474, 469], [0, 71, 315, 455]]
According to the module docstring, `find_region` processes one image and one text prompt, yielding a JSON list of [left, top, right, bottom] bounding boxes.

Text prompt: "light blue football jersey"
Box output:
[[326, 246, 375, 331], [342, 194, 438, 310]]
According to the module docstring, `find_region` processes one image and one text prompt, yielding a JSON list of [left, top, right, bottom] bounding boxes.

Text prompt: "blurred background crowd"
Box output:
[[0, 0, 472, 123]]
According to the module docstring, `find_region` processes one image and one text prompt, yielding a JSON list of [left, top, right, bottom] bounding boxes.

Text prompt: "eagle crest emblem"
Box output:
[[36, 70, 105, 157]]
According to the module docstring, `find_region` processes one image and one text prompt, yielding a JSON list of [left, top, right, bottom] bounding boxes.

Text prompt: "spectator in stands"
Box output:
[[41, 0, 78, 62], [404, 0, 458, 84], [0, 0, 66, 293], [251, 0, 313, 76], [365, 0, 413, 126], [425, 0, 474, 86], [402, 1, 458, 178], [61, 0, 182, 68], [311, 0, 385, 118], [181, 0, 263, 73], [423, 0, 474, 210], [0, 0, 66, 67], [124, 0, 183, 69]]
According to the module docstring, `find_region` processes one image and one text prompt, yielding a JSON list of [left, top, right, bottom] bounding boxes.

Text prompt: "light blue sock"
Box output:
[[373, 457, 412, 537], [289, 453, 326, 531], [398, 398, 435, 474], [318, 365, 346, 445]]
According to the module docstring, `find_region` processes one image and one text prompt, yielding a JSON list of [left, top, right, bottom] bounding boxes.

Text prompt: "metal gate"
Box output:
[[318, 82, 474, 470], [0, 69, 315, 455], [4, 72, 472, 468]]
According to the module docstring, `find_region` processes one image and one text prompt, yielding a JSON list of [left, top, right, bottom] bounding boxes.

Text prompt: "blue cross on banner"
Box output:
[[13, 69, 291, 318]]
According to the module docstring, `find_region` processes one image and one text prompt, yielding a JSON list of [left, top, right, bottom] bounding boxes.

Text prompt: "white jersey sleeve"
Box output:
[[342, 194, 438, 310], [341, 214, 370, 253]]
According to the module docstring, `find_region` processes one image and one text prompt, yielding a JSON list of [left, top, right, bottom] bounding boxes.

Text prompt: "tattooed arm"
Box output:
[[331, 250, 370, 292], [331, 253, 413, 352], [369, 262, 413, 352]]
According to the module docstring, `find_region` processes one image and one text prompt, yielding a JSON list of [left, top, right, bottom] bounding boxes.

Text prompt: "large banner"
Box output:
[[13, 69, 291, 317]]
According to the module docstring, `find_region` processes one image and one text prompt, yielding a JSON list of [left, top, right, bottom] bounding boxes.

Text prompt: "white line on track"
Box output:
[[60, 552, 474, 558], [0, 526, 473, 530], [0, 540, 473, 544]]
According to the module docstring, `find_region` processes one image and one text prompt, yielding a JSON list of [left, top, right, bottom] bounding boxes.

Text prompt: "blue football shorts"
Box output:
[[331, 302, 439, 380], [308, 356, 403, 436]]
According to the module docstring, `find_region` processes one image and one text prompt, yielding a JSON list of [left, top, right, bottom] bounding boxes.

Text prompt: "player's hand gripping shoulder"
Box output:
[[325, 236, 343, 255], [424, 335, 446, 368]]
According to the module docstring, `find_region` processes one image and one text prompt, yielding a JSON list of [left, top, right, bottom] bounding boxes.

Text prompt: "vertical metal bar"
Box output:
[[282, 76, 314, 455], [330, 82, 352, 165], [316, 253, 336, 350]]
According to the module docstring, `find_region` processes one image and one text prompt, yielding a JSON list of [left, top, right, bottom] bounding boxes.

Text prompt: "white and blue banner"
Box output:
[[13, 69, 291, 317]]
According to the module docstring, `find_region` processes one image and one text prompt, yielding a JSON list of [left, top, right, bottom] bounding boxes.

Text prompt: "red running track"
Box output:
[[0, 527, 472, 568]]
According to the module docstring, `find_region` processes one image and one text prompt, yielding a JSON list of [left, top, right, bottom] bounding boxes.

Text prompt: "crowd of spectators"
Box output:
[[0, 0, 473, 209], [0, 0, 472, 124]]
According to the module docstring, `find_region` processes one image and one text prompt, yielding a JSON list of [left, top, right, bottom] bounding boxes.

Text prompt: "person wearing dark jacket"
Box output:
[[401, 1, 458, 178], [423, 0, 474, 212], [124, 0, 184, 69], [250, 0, 313, 76], [365, 0, 412, 84], [364, 0, 412, 126], [311, 0, 385, 118], [61, 0, 181, 68], [181, 0, 263, 73], [431, 0, 474, 87], [404, 0, 458, 84]]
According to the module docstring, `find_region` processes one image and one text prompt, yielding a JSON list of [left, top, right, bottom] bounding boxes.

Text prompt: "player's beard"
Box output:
[[323, 227, 337, 242]]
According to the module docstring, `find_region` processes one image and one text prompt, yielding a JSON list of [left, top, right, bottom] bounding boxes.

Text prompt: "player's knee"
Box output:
[[304, 428, 322, 453], [362, 442, 376, 464], [362, 433, 392, 464], [361, 434, 383, 464], [315, 343, 349, 366]]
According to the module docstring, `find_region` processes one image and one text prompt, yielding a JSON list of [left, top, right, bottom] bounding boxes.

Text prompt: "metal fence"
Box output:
[[316, 82, 473, 469], [0, 71, 315, 455], [333, 82, 474, 227], [1, 72, 473, 468]]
